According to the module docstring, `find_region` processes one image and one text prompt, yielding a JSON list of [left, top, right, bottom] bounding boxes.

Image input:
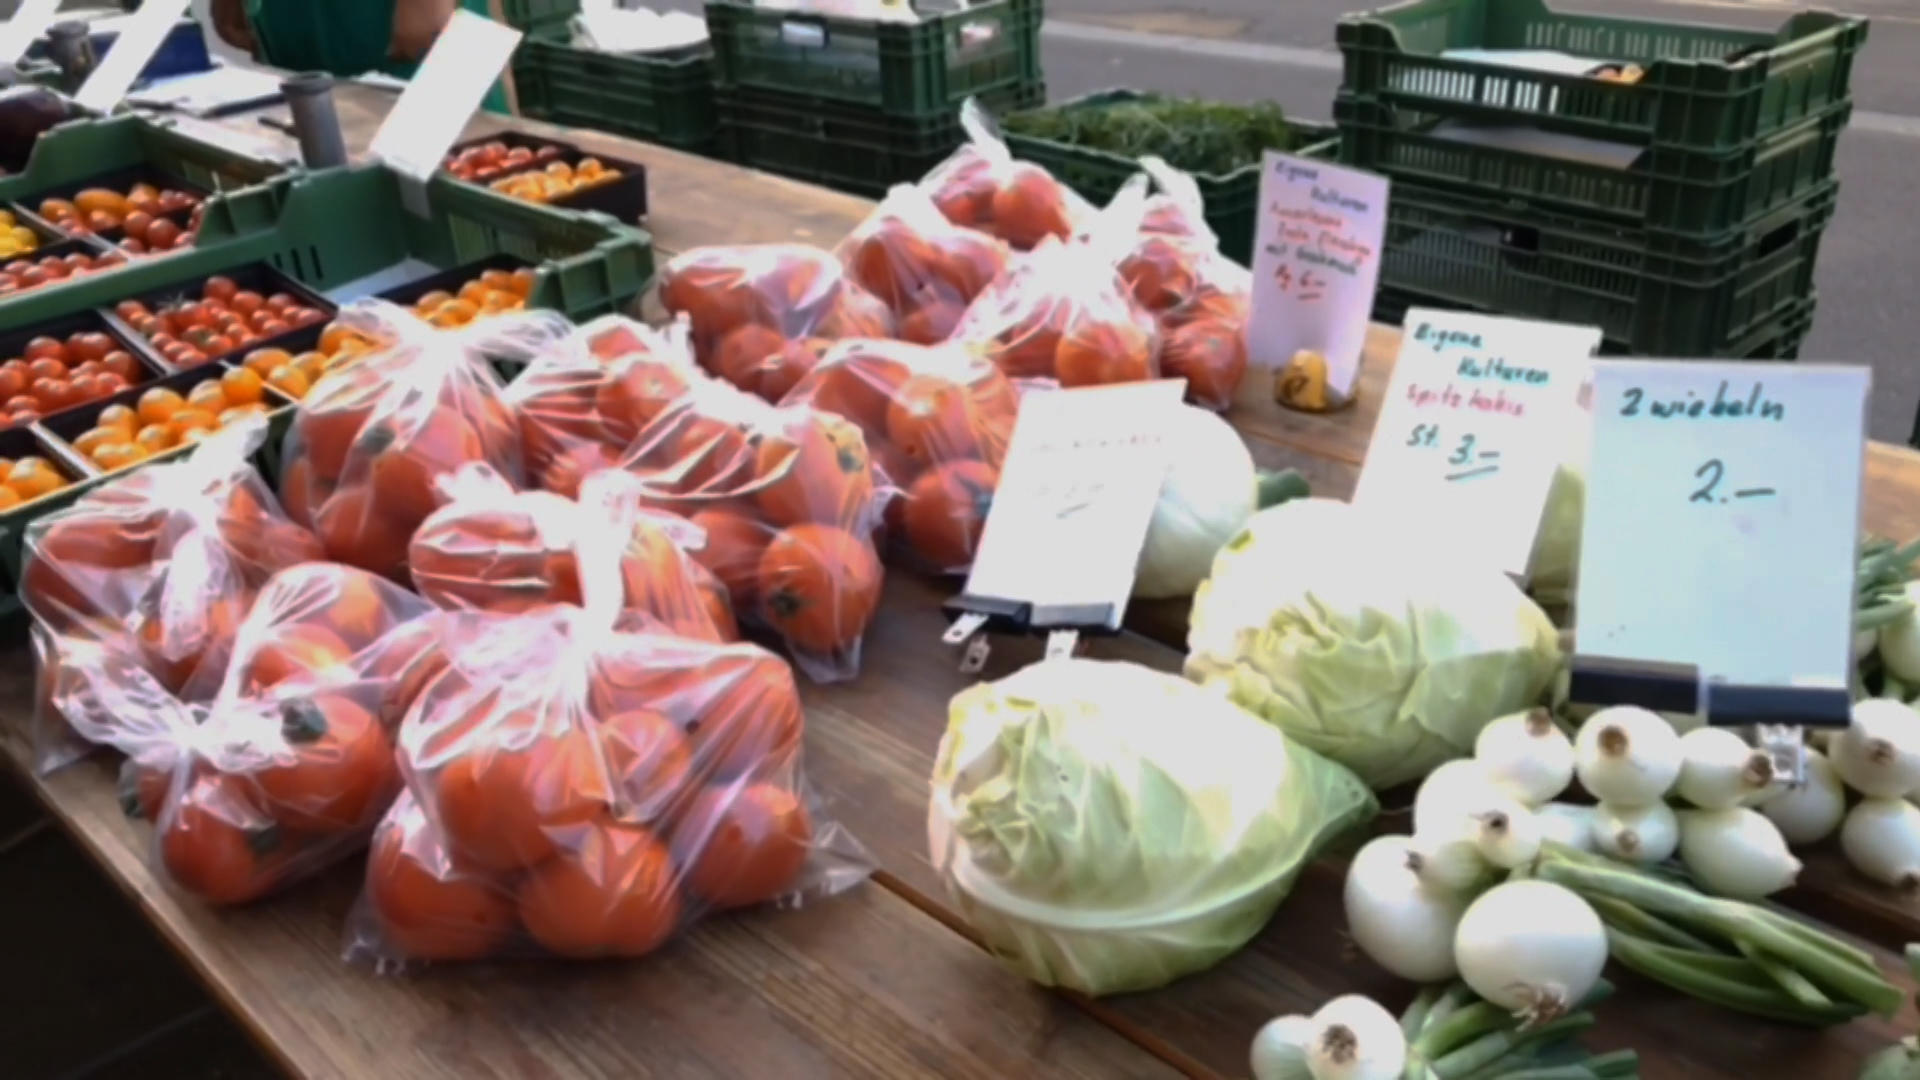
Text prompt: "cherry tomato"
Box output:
[[27, 357, 65, 382], [101, 351, 139, 380], [22, 337, 66, 364], [230, 291, 265, 316], [203, 275, 238, 302]]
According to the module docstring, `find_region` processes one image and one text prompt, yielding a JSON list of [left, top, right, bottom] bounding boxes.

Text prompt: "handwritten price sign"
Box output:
[[1574, 360, 1870, 696], [1352, 309, 1600, 578], [1244, 153, 1390, 401], [960, 380, 1186, 631]]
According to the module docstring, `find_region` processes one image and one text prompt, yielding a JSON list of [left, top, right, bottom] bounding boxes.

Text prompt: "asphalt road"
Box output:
[[1019, 0, 1920, 443]]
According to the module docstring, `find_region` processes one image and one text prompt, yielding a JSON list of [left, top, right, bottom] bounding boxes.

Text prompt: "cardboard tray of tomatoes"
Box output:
[[109, 262, 337, 372], [443, 132, 649, 224]]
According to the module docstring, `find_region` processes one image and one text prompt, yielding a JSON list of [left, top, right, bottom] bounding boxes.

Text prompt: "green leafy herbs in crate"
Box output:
[[1001, 95, 1296, 177]]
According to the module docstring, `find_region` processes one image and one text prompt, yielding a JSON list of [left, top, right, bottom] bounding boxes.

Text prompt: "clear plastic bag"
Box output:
[[836, 184, 1010, 344], [80, 562, 439, 906], [1111, 162, 1251, 411], [409, 462, 734, 643], [657, 244, 895, 401], [949, 231, 1162, 388], [22, 420, 325, 766], [920, 99, 1094, 252], [780, 339, 1016, 574], [346, 528, 870, 967], [278, 301, 546, 579], [506, 315, 698, 498], [615, 377, 886, 682]]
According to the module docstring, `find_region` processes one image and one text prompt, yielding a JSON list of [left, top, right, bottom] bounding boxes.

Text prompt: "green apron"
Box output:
[[245, 0, 512, 114]]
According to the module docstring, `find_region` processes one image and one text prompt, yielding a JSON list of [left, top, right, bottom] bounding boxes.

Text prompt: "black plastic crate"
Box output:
[[0, 309, 171, 426], [0, 423, 98, 613], [111, 262, 337, 370], [716, 81, 1045, 197], [38, 362, 298, 480], [1336, 93, 1850, 239], [17, 164, 208, 238], [0, 241, 131, 301], [1377, 181, 1832, 356], [444, 131, 649, 224], [706, 0, 1042, 119], [513, 36, 719, 151]]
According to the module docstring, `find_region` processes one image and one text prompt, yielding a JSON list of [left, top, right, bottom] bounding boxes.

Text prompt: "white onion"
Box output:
[[1591, 801, 1679, 865], [1574, 706, 1681, 806], [1677, 807, 1802, 899], [1534, 802, 1597, 852], [1673, 728, 1782, 809], [1453, 880, 1607, 1023], [1759, 749, 1846, 846], [1832, 699, 1920, 798], [1841, 798, 1920, 892], [1305, 995, 1406, 1080], [1412, 758, 1495, 836], [1343, 835, 1468, 982], [1250, 1014, 1315, 1080], [1405, 831, 1494, 895], [1473, 708, 1575, 807]]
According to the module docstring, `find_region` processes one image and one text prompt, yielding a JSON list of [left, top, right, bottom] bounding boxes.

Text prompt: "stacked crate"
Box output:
[[1333, 0, 1866, 358], [512, 35, 722, 154], [704, 0, 1046, 196]]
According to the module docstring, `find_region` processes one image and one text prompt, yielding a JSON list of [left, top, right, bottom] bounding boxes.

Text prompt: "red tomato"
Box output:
[[265, 293, 297, 314], [230, 290, 265, 316], [23, 337, 66, 364], [101, 351, 139, 380], [203, 275, 238, 302], [27, 356, 65, 382], [68, 332, 113, 363]]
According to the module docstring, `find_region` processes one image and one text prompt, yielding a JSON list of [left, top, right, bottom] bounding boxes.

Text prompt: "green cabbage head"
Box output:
[[929, 658, 1376, 996], [1185, 497, 1563, 789]]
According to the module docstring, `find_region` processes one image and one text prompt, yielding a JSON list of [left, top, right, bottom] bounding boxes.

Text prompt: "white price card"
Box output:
[[960, 379, 1187, 630], [72, 0, 193, 113], [1574, 360, 1870, 694], [0, 0, 63, 66], [1352, 309, 1601, 578], [1245, 152, 1390, 401], [368, 10, 521, 182]]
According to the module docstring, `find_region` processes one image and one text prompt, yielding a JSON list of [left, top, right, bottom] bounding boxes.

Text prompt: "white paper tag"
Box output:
[[960, 380, 1186, 631], [1574, 360, 1870, 694], [0, 0, 63, 66], [367, 10, 522, 182], [71, 0, 192, 112], [1352, 309, 1601, 578], [1245, 152, 1390, 400]]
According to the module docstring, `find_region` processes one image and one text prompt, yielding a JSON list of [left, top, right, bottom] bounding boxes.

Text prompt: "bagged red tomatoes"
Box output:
[[347, 586, 870, 966], [781, 340, 1017, 574], [22, 420, 325, 765], [658, 243, 894, 402], [617, 377, 886, 682], [279, 302, 532, 580], [920, 100, 1093, 252], [836, 184, 1009, 345], [1111, 162, 1251, 411], [951, 232, 1162, 389], [409, 462, 735, 642], [85, 562, 439, 906]]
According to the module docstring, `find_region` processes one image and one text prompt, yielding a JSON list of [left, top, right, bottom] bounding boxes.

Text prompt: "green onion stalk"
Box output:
[[1529, 842, 1903, 1025], [1395, 981, 1639, 1080]]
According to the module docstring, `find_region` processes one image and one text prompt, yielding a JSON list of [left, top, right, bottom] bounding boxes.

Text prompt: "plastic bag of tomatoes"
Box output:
[[22, 421, 325, 755], [616, 377, 886, 682], [780, 339, 1017, 574], [657, 243, 895, 402], [85, 562, 438, 906], [346, 600, 870, 967], [1109, 163, 1251, 411], [949, 229, 1163, 389], [835, 184, 1010, 345], [278, 301, 535, 580], [919, 99, 1095, 253], [506, 314, 700, 498], [409, 462, 736, 642]]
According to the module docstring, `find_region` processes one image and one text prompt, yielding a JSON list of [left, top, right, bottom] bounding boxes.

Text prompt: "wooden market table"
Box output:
[[5, 86, 1920, 1079]]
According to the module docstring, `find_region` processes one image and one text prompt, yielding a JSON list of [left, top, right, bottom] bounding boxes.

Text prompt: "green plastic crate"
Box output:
[[501, 0, 580, 32], [0, 165, 655, 333], [706, 0, 1041, 119], [716, 81, 1043, 197], [0, 113, 290, 206], [1336, 93, 1850, 238], [1000, 89, 1338, 266], [1337, 0, 1866, 151], [1379, 178, 1834, 357], [513, 37, 719, 149]]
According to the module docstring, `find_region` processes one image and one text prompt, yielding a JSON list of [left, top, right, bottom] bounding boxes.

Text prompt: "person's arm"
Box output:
[[209, 0, 256, 52], [389, 0, 457, 62]]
